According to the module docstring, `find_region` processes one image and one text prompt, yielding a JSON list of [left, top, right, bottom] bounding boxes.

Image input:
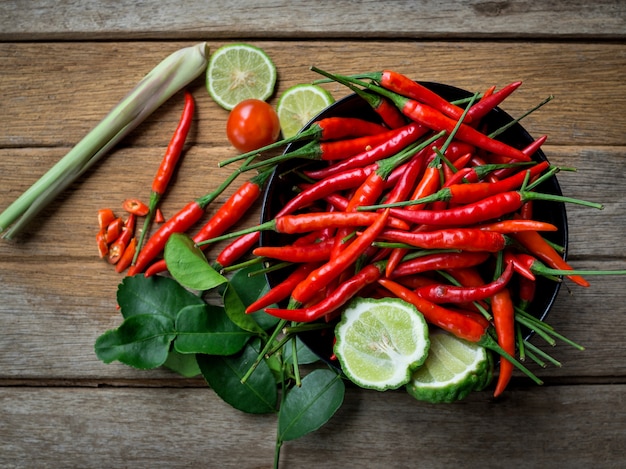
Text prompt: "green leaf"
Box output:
[[163, 349, 201, 377], [278, 369, 345, 441], [174, 303, 251, 355], [94, 314, 176, 369], [222, 282, 265, 334], [283, 336, 321, 365], [229, 264, 280, 330], [197, 339, 277, 414], [117, 274, 204, 320], [165, 233, 228, 291]]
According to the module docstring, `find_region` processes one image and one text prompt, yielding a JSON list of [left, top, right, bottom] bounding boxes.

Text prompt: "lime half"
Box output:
[[407, 328, 493, 403], [276, 84, 335, 138], [333, 297, 430, 391], [206, 43, 277, 110]]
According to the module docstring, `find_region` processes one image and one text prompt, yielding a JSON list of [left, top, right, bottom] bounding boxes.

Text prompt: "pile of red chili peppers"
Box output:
[[97, 68, 616, 397]]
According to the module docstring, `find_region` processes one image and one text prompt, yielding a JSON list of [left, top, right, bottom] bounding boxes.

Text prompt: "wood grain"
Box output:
[[1, 0, 624, 40]]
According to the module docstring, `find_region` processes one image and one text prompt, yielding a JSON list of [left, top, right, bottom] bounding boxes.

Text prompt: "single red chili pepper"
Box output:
[[374, 70, 469, 122], [115, 237, 137, 274], [290, 209, 390, 305], [122, 198, 150, 217], [415, 262, 514, 304], [129, 166, 244, 275], [466, 81, 523, 122], [476, 219, 558, 233], [155, 208, 165, 223], [380, 227, 507, 252], [492, 287, 516, 397], [133, 91, 195, 264], [390, 251, 490, 278], [105, 217, 124, 244], [219, 116, 392, 168], [384, 185, 595, 228], [98, 208, 116, 230], [303, 122, 428, 180], [378, 278, 488, 342], [265, 262, 383, 322], [245, 262, 319, 314], [108, 214, 136, 265], [511, 232, 590, 287], [312, 68, 529, 162], [518, 275, 536, 310], [214, 232, 261, 269], [242, 126, 418, 172], [253, 238, 335, 263]]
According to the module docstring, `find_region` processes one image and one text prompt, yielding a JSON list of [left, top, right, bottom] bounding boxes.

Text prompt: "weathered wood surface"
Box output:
[[1, 0, 624, 40], [1, 4, 626, 467]]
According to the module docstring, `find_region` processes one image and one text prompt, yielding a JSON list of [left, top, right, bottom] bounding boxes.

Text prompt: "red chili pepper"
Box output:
[[303, 122, 428, 180], [476, 219, 558, 233], [105, 217, 124, 244], [98, 208, 116, 230], [290, 209, 390, 305], [253, 238, 335, 263], [108, 214, 135, 265], [115, 237, 137, 274], [415, 262, 514, 304], [511, 231, 590, 287], [245, 262, 319, 314], [215, 231, 261, 269], [466, 81, 523, 122], [390, 252, 490, 278], [122, 198, 150, 217], [518, 275, 536, 310], [265, 263, 383, 322], [377, 70, 469, 122], [133, 91, 195, 264], [155, 208, 165, 223], [380, 227, 507, 252], [360, 89, 408, 129], [378, 278, 488, 342], [492, 287, 516, 397]]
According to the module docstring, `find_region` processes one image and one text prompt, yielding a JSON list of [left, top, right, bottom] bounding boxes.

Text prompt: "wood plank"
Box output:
[[0, 258, 624, 381], [1, 41, 625, 148], [1, 385, 624, 467], [0, 0, 624, 40]]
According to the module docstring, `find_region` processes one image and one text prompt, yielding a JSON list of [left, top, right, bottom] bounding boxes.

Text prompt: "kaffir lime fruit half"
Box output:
[[406, 328, 493, 403], [333, 297, 430, 391], [276, 84, 335, 139], [206, 43, 277, 110]]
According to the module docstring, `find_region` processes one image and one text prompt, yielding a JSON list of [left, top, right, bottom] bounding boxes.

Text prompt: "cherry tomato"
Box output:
[[226, 99, 281, 153]]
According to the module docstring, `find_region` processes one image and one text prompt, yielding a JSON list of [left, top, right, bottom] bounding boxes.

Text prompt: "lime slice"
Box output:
[[206, 43, 277, 110], [333, 297, 430, 391], [406, 328, 493, 404], [276, 84, 335, 138]]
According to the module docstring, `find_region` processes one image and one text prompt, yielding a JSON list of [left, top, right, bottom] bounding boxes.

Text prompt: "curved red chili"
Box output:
[[215, 231, 261, 269], [253, 238, 335, 263], [380, 228, 507, 252], [390, 252, 490, 278], [492, 287, 516, 397], [415, 262, 514, 304], [466, 81, 522, 122]]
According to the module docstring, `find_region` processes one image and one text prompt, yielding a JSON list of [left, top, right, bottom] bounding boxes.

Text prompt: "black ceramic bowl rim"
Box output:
[[260, 82, 568, 366]]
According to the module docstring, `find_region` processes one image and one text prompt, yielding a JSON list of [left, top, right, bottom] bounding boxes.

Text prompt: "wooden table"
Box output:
[[1, 1, 625, 467]]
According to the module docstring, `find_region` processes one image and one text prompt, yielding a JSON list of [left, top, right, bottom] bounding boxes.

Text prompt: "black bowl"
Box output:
[[261, 82, 568, 365]]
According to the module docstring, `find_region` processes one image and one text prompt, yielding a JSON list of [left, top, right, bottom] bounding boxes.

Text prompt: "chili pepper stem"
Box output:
[[488, 95, 554, 139], [132, 191, 161, 265], [241, 319, 288, 384], [479, 332, 543, 386]]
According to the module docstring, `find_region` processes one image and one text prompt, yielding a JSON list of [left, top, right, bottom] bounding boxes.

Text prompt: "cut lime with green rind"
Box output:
[[206, 43, 277, 110], [276, 84, 335, 139], [333, 297, 430, 391], [406, 328, 493, 404]]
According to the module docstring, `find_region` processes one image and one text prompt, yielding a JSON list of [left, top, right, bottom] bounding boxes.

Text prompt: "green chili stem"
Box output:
[[489, 95, 554, 139], [524, 341, 562, 367]]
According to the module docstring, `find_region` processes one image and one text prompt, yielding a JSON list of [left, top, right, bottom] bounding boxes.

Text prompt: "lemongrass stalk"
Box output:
[[0, 42, 209, 239]]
